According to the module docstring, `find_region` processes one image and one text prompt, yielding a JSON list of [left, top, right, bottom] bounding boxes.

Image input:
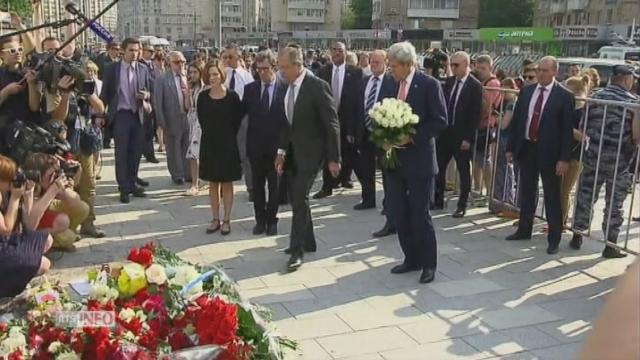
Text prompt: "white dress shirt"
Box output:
[[397, 68, 416, 99], [525, 80, 555, 140], [278, 70, 308, 156], [364, 73, 384, 108], [332, 63, 345, 101], [224, 66, 254, 100]]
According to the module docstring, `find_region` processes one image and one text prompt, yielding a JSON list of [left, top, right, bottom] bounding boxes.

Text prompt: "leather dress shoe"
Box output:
[[173, 178, 185, 185], [373, 224, 396, 238], [341, 182, 354, 189], [569, 233, 583, 250], [136, 178, 149, 187], [452, 209, 466, 218], [506, 232, 531, 241], [602, 246, 627, 259], [312, 189, 332, 199], [145, 156, 160, 164], [390, 263, 421, 274], [354, 202, 376, 210], [420, 268, 436, 284], [284, 243, 316, 254], [252, 223, 265, 235], [430, 202, 444, 211], [546, 244, 559, 255], [266, 223, 278, 236], [633, 216, 640, 222], [132, 187, 146, 198], [287, 254, 303, 272], [120, 192, 130, 204]]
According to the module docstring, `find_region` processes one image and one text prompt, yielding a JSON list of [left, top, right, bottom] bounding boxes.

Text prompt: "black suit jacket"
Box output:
[[100, 61, 153, 126], [357, 73, 395, 142], [507, 82, 575, 168], [242, 80, 288, 159], [443, 75, 483, 143], [280, 72, 341, 172], [317, 64, 364, 138]]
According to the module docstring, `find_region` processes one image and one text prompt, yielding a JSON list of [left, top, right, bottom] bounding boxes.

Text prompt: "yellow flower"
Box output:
[[117, 262, 148, 298]]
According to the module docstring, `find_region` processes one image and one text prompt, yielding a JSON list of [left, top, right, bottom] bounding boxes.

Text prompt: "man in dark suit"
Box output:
[[100, 38, 153, 204], [434, 51, 483, 217], [380, 42, 447, 284], [139, 43, 160, 165], [313, 42, 364, 199], [241, 50, 288, 236], [505, 56, 574, 255], [353, 50, 394, 210], [275, 46, 341, 272]]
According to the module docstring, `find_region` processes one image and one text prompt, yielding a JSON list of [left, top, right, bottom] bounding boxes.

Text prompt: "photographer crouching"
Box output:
[[0, 155, 55, 298], [41, 36, 105, 239]]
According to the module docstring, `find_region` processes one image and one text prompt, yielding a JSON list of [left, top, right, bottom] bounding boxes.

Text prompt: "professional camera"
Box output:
[[422, 48, 449, 81], [12, 168, 43, 188], [4, 121, 71, 165], [27, 53, 95, 96], [60, 160, 80, 178]]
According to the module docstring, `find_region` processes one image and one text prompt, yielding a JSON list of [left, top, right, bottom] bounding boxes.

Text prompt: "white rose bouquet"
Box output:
[[368, 98, 420, 168]]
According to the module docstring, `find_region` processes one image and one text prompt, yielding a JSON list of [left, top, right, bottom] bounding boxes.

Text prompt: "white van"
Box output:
[[558, 57, 629, 86], [598, 46, 640, 61]]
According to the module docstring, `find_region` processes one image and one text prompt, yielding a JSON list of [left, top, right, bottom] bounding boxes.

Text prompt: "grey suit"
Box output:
[[154, 71, 190, 181], [280, 72, 340, 256]]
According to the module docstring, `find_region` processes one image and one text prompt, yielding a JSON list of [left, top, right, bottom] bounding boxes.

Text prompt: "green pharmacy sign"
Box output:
[[480, 28, 555, 42]]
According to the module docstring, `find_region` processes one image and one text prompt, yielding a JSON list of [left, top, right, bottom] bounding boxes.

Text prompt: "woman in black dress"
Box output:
[[197, 60, 243, 235], [0, 155, 55, 298]]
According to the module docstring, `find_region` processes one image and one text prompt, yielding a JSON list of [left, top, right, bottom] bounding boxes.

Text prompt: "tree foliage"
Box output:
[[479, 0, 535, 28], [0, 0, 33, 23], [345, 0, 372, 29], [342, 7, 357, 30]]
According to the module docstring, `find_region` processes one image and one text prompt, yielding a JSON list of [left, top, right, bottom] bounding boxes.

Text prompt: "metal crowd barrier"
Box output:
[[444, 86, 640, 256]]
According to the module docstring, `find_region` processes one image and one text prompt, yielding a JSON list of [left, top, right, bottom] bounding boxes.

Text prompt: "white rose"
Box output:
[[119, 308, 136, 322], [170, 265, 200, 288], [57, 352, 81, 360], [0, 333, 26, 354], [89, 283, 118, 304], [410, 114, 420, 124], [145, 264, 167, 285], [48, 341, 64, 354]]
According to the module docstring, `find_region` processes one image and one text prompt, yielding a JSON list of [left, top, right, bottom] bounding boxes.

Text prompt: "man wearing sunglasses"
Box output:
[[153, 51, 190, 185], [0, 36, 40, 153]]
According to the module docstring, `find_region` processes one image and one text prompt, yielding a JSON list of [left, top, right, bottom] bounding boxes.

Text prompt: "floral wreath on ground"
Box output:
[[0, 242, 296, 360]]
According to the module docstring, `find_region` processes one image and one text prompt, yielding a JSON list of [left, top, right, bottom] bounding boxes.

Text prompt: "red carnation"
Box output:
[[8, 350, 24, 360], [192, 296, 238, 346], [168, 330, 193, 351], [141, 242, 157, 253], [127, 248, 154, 268], [137, 331, 159, 352]]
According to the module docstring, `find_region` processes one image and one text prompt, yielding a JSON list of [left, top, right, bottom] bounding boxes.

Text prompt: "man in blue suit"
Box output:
[[100, 38, 154, 204], [241, 49, 288, 236], [380, 42, 448, 284]]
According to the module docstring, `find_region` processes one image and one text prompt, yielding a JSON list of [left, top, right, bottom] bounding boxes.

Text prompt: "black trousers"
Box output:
[[517, 141, 563, 246], [250, 154, 280, 225], [321, 135, 356, 190], [287, 154, 320, 256], [435, 130, 472, 210], [143, 113, 156, 159], [354, 134, 377, 205]]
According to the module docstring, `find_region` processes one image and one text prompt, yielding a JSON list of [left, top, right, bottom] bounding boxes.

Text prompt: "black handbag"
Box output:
[[79, 122, 103, 155]]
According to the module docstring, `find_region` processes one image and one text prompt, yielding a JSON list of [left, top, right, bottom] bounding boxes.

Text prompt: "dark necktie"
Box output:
[[229, 69, 236, 91], [528, 87, 546, 141], [261, 83, 271, 111], [448, 79, 461, 126], [364, 76, 379, 130]]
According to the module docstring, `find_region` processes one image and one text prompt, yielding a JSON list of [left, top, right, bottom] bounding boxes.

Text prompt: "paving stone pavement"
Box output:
[[48, 150, 639, 360]]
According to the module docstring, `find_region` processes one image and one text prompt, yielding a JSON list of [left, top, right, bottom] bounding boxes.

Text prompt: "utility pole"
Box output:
[[216, 0, 222, 47]]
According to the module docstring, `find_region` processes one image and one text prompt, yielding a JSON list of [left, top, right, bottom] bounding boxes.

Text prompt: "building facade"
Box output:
[[534, 0, 640, 28], [40, 0, 118, 46], [372, 0, 478, 31], [270, 0, 342, 32]]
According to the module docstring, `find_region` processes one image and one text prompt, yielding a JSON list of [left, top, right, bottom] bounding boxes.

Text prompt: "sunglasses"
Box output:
[[450, 62, 462, 68], [1, 47, 23, 54]]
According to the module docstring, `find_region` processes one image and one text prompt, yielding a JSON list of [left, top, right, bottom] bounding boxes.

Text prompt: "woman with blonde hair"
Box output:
[[559, 75, 591, 245], [581, 68, 600, 93], [184, 61, 206, 196]]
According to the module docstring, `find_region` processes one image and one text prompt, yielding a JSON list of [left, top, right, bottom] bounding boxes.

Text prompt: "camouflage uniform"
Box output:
[[573, 84, 638, 243]]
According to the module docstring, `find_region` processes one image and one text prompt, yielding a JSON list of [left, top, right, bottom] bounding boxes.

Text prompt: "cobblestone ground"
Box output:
[[49, 150, 639, 360]]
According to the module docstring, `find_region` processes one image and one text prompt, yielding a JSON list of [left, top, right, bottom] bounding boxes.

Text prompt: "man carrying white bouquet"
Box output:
[[374, 42, 447, 284]]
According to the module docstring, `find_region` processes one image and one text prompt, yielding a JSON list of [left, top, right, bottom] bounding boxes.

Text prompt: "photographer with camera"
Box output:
[[0, 36, 41, 153], [0, 154, 55, 298], [22, 152, 88, 252], [41, 36, 106, 238]]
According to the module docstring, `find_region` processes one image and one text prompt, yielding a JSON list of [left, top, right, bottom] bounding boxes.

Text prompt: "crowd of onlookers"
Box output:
[[0, 7, 639, 297]]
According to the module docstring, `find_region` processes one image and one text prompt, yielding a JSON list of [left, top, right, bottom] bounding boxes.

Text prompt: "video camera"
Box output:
[[422, 48, 449, 80], [4, 120, 71, 165], [26, 53, 95, 96]]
